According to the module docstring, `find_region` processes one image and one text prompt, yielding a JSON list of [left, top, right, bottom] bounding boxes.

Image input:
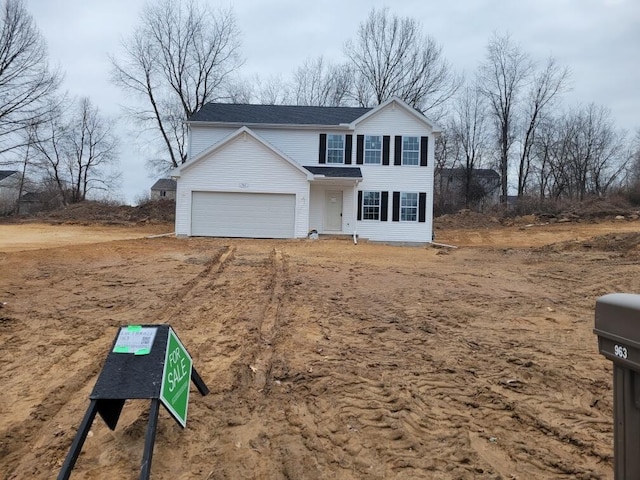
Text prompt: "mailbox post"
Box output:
[[594, 293, 640, 479]]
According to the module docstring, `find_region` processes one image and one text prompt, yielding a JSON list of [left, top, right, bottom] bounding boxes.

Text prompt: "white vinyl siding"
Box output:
[[352, 102, 434, 242], [175, 131, 310, 238], [189, 125, 237, 158], [182, 99, 435, 243]]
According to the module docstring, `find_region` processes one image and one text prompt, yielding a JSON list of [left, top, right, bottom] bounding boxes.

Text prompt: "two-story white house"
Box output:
[[173, 97, 440, 243]]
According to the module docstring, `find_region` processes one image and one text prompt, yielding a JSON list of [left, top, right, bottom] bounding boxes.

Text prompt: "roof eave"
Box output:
[[187, 120, 353, 131]]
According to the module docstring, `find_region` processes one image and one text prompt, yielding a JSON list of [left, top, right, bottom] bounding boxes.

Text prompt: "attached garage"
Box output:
[[191, 191, 296, 238]]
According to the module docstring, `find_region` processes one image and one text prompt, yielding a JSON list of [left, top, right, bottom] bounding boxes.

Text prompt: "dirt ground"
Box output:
[[2, 219, 639, 479]]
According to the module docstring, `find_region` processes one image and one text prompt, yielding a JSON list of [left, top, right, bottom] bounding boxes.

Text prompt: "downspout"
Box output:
[[353, 179, 361, 245]]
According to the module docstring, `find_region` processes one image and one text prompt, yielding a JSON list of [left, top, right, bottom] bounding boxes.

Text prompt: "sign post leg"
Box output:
[[191, 367, 210, 396], [139, 398, 161, 480], [57, 399, 99, 480]]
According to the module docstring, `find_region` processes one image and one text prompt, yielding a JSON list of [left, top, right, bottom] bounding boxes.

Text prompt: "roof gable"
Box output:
[[0, 170, 19, 182], [350, 97, 441, 133], [173, 126, 312, 179], [188, 103, 372, 126]]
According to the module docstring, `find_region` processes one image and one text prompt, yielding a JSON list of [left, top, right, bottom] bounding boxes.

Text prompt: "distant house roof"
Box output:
[[0, 170, 19, 181], [188, 103, 373, 126], [440, 168, 500, 179], [304, 166, 363, 178], [151, 178, 177, 191], [19, 192, 39, 201]]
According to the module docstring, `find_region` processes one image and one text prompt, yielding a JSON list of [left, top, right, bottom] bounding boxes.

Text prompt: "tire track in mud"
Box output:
[[0, 336, 106, 477], [178, 246, 299, 479], [1, 244, 238, 479], [156, 245, 236, 324], [269, 263, 454, 477], [251, 248, 287, 392], [272, 252, 615, 479], [419, 250, 619, 478]]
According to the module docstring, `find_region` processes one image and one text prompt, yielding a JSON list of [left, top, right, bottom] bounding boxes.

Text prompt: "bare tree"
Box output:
[[450, 86, 491, 207], [344, 8, 459, 116], [0, 0, 59, 158], [516, 57, 570, 196], [256, 74, 292, 105], [292, 56, 352, 106], [30, 97, 120, 204], [531, 105, 627, 201], [224, 75, 255, 104], [629, 129, 640, 184], [478, 33, 532, 203], [111, 0, 242, 171]]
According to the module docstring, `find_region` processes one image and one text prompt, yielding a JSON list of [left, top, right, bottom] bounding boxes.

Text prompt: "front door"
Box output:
[[324, 191, 343, 231]]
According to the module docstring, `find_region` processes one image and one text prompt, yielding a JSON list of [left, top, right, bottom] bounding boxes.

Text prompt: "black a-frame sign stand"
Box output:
[[57, 324, 209, 480]]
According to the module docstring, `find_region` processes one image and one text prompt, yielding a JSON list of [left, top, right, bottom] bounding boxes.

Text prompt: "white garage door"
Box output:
[[191, 192, 296, 238]]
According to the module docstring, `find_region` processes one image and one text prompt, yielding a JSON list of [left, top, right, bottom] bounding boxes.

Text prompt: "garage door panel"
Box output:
[[191, 192, 295, 238]]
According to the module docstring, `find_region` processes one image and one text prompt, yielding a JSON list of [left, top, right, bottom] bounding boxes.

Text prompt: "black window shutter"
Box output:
[[382, 136, 390, 165], [392, 191, 400, 221], [356, 135, 364, 165], [357, 191, 362, 221], [420, 136, 428, 166], [381, 191, 388, 221], [319, 134, 327, 164], [394, 136, 402, 166], [419, 192, 427, 222], [345, 135, 352, 164]]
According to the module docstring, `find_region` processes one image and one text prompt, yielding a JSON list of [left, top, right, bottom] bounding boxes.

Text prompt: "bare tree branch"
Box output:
[[111, 0, 242, 171], [478, 32, 532, 203], [344, 8, 460, 117]]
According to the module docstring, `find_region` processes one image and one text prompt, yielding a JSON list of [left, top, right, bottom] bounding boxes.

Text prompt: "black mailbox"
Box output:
[[594, 293, 640, 479]]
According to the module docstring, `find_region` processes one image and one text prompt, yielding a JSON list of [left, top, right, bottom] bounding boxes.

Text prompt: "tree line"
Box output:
[[0, 0, 118, 212], [0, 0, 637, 212], [112, 1, 639, 212]]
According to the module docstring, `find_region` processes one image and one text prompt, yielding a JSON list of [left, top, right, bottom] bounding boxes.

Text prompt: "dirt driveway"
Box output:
[[1, 221, 638, 479]]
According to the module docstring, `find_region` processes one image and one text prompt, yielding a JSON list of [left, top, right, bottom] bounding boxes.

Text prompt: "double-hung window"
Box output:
[[362, 191, 381, 220], [327, 134, 345, 164], [364, 135, 382, 164], [402, 136, 420, 166], [400, 192, 418, 221]]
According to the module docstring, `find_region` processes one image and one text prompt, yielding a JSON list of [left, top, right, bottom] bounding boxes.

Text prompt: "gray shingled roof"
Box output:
[[0, 170, 19, 181], [440, 168, 500, 179], [151, 178, 177, 190], [304, 166, 363, 178], [189, 103, 372, 126]]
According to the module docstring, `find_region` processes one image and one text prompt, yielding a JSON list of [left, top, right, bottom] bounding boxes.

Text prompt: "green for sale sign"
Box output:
[[160, 328, 193, 427]]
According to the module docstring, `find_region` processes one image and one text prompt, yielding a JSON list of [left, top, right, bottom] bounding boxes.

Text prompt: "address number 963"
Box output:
[[614, 344, 628, 359]]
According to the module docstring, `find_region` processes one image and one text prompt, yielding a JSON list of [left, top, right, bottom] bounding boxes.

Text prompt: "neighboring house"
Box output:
[[17, 192, 43, 214], [0, 170, 21, 215], [150, 178, 177, 200], [436, 168, 501, 211], [172, 97, 441, 243]]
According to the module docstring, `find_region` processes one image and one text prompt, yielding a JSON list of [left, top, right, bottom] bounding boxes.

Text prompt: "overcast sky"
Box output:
[[28, 0, 640, 204]]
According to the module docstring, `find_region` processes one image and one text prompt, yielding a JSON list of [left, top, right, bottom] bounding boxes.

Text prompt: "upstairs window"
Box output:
[[400, 192, 418, 221], [364, 135, 382, 164], [402, 136, 420, 166], [327, 134, 345, 164]]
